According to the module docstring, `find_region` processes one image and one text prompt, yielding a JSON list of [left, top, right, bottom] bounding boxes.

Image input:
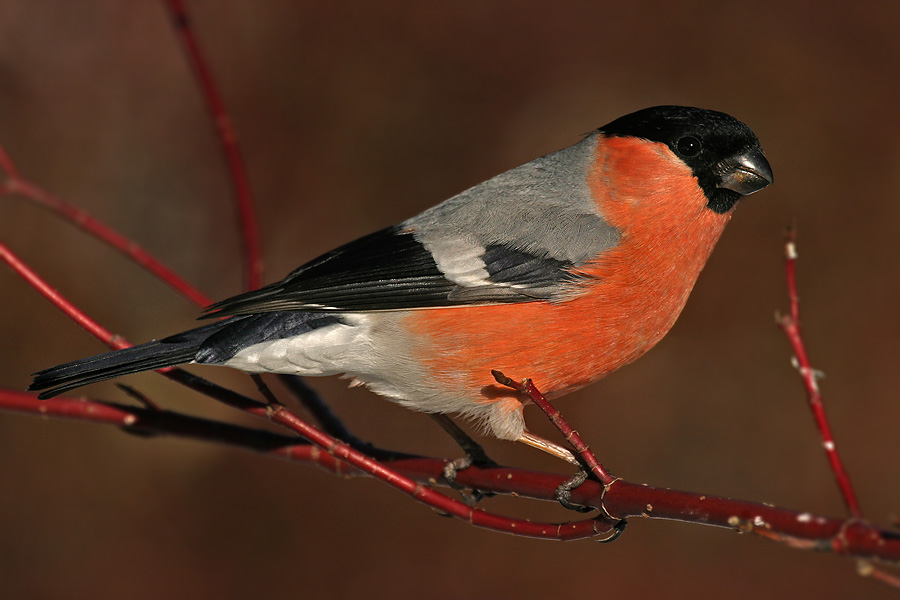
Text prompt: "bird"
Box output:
[[29, 105, 773, 458]]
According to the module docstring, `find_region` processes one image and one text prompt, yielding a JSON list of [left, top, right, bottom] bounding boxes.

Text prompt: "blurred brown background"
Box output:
[[2, 1, 900, 598]]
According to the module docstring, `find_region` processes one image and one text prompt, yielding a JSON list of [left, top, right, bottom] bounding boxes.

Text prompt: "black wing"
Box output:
[[203, 225, 588, 317]]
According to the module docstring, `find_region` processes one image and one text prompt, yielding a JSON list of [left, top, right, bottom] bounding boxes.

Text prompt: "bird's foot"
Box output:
[[431, 414, 498, 504], [554, 468, 595, 513]]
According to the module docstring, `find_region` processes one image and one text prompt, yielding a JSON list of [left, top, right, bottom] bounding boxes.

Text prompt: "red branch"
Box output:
[[3, 387, 900, 562], [492, 370, 617, 486], [0, 241, 130, 350], [0, 145, 212, 308], [163, 0, 263, 291], [267, 404, 613, 540], [0, 389, 608, 541], [776, 228, 862, 518]]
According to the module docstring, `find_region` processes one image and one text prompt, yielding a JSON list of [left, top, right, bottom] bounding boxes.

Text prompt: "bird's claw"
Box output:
[[555, 468, 594, 513]]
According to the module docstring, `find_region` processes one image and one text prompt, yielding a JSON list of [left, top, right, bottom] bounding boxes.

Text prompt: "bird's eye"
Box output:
[[676, 136, 702, 157]]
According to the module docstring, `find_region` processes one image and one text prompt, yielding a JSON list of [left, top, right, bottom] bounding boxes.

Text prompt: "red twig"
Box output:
[[266, 403, 613, 540], [859, 562, 900, 589], [0, 143, 20, 179], [0, 241, 129, 350], [163, 0, 263, 291], [776, 227, 862, 518], [0, 390, 608, 541], [3, 387, 900, 563], [491, 370, 617, 486], [0, 145, 212, 308], [0, 241, 259, 405]]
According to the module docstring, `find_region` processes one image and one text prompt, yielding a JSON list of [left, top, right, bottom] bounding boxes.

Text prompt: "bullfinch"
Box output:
[[29, 105, 773, 455]]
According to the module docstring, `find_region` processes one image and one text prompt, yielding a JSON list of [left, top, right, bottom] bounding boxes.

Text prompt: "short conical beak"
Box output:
[[716, 147, 774, 196]]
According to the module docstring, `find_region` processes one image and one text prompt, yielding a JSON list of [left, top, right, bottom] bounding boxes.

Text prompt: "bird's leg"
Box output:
[[516, 430, 580, 465], [430, 413, 495, 467], [430, 414, 497, 503]]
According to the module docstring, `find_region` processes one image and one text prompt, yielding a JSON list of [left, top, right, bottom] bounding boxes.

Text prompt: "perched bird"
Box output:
[[30, 105, 773, 456]]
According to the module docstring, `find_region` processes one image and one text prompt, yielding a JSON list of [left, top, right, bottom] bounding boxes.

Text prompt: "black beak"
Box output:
[[716, 147, 774, 196]]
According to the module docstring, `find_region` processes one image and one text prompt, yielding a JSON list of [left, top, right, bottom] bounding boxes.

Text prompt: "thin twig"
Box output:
[[4, 387, 900, 562], [115, 384, 163, 412], [277, 375, 357, 442], [859, 561, 900, 590], [0, 241, 130, 350], [277, 374, 411, 461], [163, 0, 263, 291], [0, 146, 212, 308], [491, 370, 617, 486], [1, 240, 266, 411], [776, 226, 862, 518]]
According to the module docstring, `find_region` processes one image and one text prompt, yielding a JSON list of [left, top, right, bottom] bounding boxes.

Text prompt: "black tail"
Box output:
[[29, 311, 344, 399], [28, 321, 231, 399]]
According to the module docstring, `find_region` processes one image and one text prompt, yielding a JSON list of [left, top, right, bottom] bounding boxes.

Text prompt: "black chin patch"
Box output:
[[705, 189, 742, 214]]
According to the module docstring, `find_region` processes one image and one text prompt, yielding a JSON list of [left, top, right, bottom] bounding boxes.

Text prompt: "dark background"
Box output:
[[2, 2, 899, 598]]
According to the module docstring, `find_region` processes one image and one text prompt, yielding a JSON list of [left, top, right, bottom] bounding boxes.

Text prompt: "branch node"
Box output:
[[490, 369, 516, 389], [785, 240, 798, 260]]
